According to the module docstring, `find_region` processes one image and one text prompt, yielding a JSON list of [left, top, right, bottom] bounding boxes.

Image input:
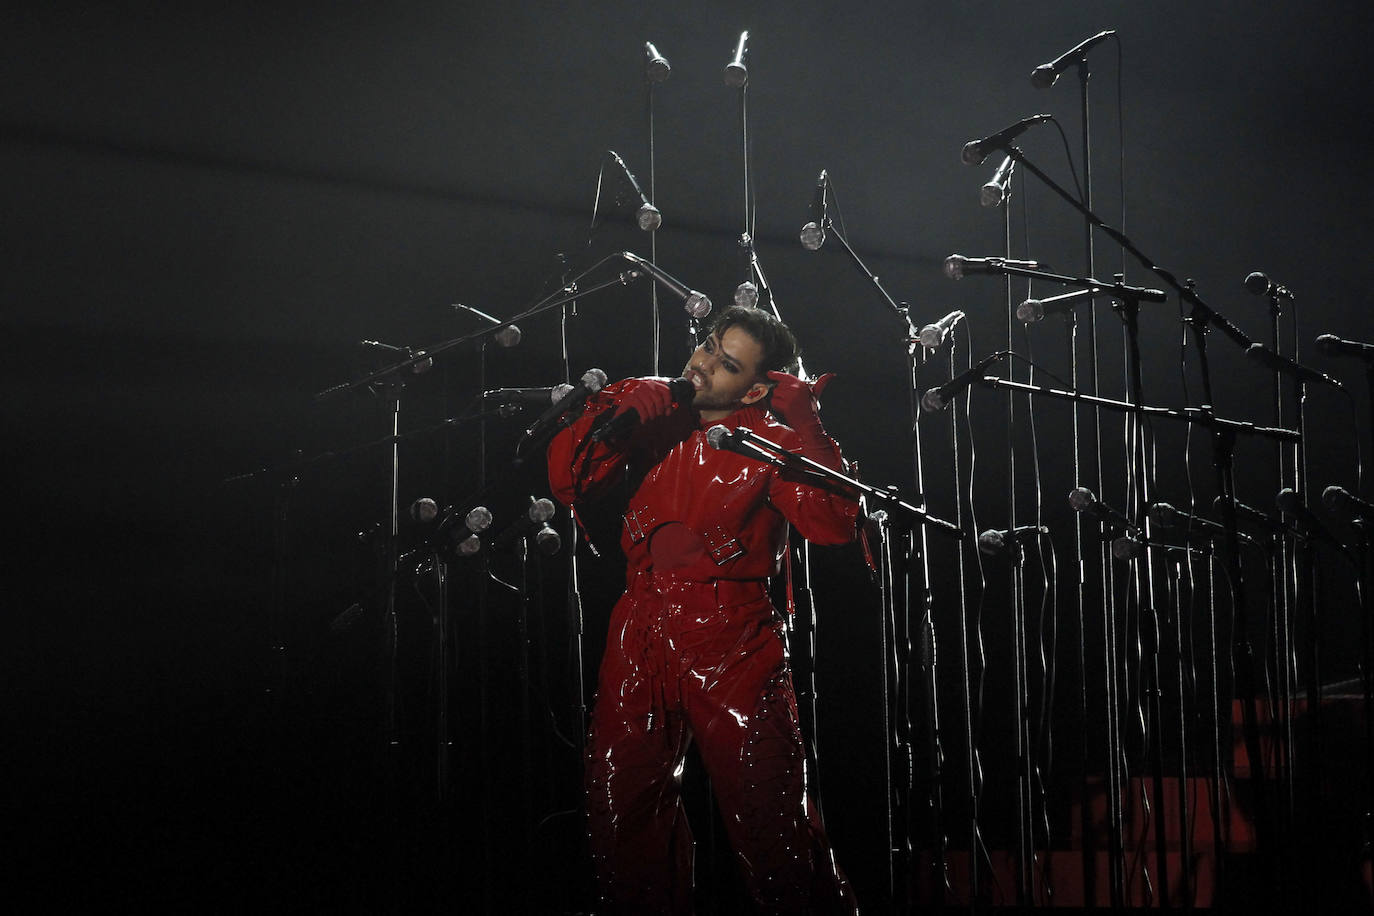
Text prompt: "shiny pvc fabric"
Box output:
[[548, 379, 860, 915]]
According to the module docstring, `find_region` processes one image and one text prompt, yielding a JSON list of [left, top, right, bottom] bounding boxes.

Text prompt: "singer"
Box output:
[[547, 305, 860, 914]]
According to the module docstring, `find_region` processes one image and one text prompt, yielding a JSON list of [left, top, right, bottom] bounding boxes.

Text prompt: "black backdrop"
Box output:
[[5, 1, 1374, 911]]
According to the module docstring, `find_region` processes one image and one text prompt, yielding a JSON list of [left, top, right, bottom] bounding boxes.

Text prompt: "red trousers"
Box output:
[[585, 571, 858, 915]]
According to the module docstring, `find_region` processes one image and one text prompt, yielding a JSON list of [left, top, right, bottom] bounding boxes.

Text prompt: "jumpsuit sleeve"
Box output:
[[546, 379, 636, 507], [764, 423, 860, 546]]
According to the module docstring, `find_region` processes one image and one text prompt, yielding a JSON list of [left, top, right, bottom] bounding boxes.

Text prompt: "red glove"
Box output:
[[766, 371, 835, 439], [613, 378, 677, 425]]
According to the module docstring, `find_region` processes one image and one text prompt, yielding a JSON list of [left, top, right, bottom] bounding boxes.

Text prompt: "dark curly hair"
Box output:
[[706, 305, 801, 377]]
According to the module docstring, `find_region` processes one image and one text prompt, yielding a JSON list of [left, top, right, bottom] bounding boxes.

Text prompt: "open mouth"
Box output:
[[686, 369, 705, 390]]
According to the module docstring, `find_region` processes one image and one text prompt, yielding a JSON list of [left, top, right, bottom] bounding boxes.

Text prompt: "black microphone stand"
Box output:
[[1068, 56, 1131, 905], [814, 216, 953, 907]]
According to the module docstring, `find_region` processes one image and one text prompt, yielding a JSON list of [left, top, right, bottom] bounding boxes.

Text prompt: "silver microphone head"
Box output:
[[636, 202, 662, 232], [465, 505, 494, 534], [644, 41, 671, 82], [581, 368, 609, 393], [456, 534, 483, 557], [494, 324, 522, 348], [534, 523, 562, 555], [1067, 487, 1096, 513], [529, 497, 556, 524], [734, 280, 759, 308], [1112, 535, 1144, 560], [409, 497, 439, 524], [943, 255, 967, 280], [706, 424, 731, 450], [917, 325, 944, 349], [723, 31, 749, 87], [1017, 299, 1046, 323], [684, 291, 713, 319], [799, 221, 825, 251]]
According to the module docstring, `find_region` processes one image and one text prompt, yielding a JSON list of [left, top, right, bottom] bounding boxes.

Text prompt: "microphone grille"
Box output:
[[943, 255, 966, 280], [465, 505, 494, 533], [960, 142, 985, 167], [684, 292, 713, 319], [495, 325, 522, 348], [1276, 487, 1302, 515], [706, 424, 730, 450], [977, 529, 1005, 555], [409, 497, 439, 524], [1030, 64, 1058, 89], [734, 281, 759, 308], [644, 43, 671, 82], [1244, 271, 1271, 295], [1148, 502, 1178, 527], [636, 203, 662, 232], [1322, 485, 1345, 512], [1016, 299, 1044, 323], [529, 497, 556, 523], [1111, 536, 1143, 560], [919, 388, 947, 413], [1067, 487, 1095, 512], [1315, 334, 1339, 355], [723, 62, 748, 88], [535, 524, 562, 555], [980, 182, 1006, 208], [551, 382, 574, 403], [799, 222, 825, 251], [582, 368, 608, 392], [917, 325, 944, 349]]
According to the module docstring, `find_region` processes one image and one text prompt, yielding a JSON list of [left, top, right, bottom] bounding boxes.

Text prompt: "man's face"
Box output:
[[682, 325, 770, 417]]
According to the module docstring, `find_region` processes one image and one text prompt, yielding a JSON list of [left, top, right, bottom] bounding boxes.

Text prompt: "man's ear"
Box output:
[[741, 380, 772, 405]]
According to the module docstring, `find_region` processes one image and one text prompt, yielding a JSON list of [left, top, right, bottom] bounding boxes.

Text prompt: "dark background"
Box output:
[[4, 1, 1373, 911]]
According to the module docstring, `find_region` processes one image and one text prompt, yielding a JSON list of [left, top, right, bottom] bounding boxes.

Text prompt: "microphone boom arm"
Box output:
[[718, 425, 963, 538]]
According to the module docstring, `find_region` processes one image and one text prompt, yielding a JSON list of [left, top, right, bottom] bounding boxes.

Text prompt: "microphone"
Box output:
[[644, 41, 671, 82], [620, 252, 712, 318], [522, 368, 608, 442], [1150, 502, 1253, 544], [723, 30, 749, 87], [961, 114, 1053, 166], [1030, 30, 1117, 89], [484, 384, 575, 410], [980, 156, 1015, 208], [920, 351, 1007, 412], [608, 150, 661, 232], [1213, 495, 1290, 536], [978, 525, 1048, 556], [1316, 333, 1374, 362], [436, 505, 494, 557], [917, 310, 966, 349], [706, 423, 740, 452], [1068, 487, 1137, 533], [591, 377, 696, 444], [1323, 485, 1374, 522], [735, 233, 759, 307], [408, 497, 439, 524], [1245, 343, 1342, 389], [1244, 271, 1293, 300], [453, 303, 521, 347], [799, 169, 829, 251], [359, 340, 434, 373], [943, 254, 1046, 279], [1111, 535, 1146, 560], [1278, 488, 1345, 546], [1017, 288, 1097, 323], [492, 497, 558, 550]]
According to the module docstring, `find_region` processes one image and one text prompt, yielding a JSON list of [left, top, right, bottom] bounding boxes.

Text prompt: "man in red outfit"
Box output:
[[548, 305, 861, 915]]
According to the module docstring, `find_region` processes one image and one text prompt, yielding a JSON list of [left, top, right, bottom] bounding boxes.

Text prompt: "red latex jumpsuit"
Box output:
[[548, 377, 861, 915]]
